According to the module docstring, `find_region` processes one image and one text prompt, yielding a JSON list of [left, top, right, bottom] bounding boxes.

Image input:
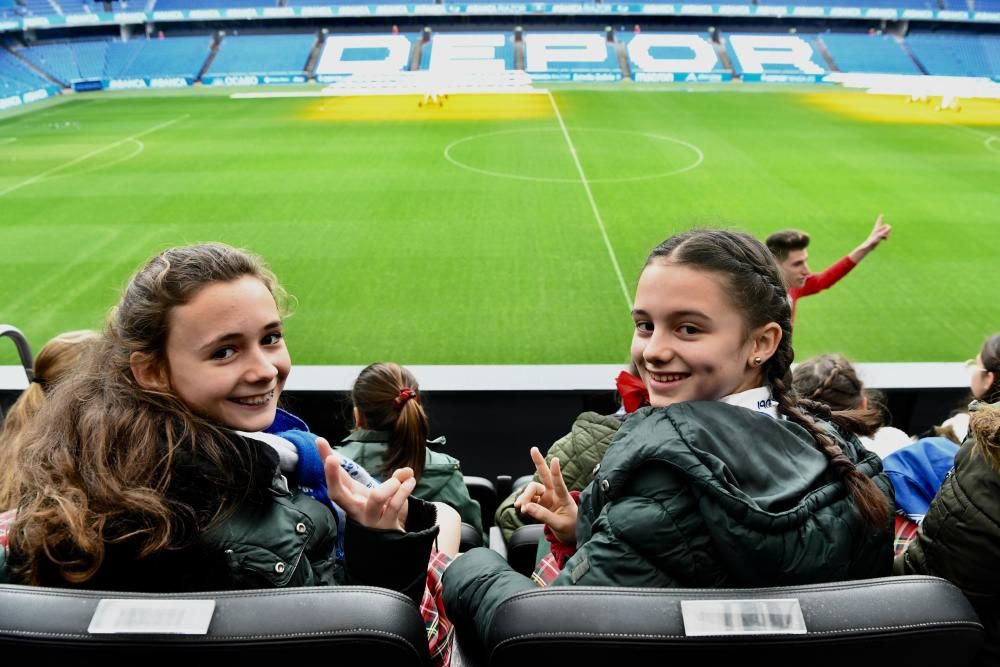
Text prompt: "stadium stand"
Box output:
[[206, 33, 315, 77], [820, 33, 923, 74], [906, 32, 1000, 77], [0, 48, 53, 95], [55, 0, 92, 14], [16, 0, 58, 16], [757, 0, 937, 7], [0, 0, 18, 19], [19, 39, 107, 84], [153, 0, 280, 9], [109, 35, 210, 79], [289, 0, 435, 4]]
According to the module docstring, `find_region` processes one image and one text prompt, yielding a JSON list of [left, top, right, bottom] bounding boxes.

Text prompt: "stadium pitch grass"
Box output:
[[1, 86, 998, 366]]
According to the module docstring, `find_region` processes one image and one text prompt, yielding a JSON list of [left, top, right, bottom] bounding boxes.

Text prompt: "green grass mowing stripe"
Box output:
[[0, 88, 998, 365]]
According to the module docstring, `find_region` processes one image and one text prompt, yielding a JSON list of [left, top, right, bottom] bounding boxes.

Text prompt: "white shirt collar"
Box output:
[[718, 386, 779, 418]]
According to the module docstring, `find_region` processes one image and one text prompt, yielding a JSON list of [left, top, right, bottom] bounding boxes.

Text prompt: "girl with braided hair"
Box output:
[[442, 229, 893, 654], [339, 362, 484, 542], [793, 353, 911, 459]]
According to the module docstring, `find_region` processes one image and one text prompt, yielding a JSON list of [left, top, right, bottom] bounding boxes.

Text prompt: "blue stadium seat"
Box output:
[[821, 33, 922, 74], [906, 33, 1000, 77], [207, 34, 315, 76]]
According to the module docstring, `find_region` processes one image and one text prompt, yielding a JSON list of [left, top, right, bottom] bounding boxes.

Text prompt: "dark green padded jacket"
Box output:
[[339, 428, 484, 542], [444, 401, 894, 647], [495, 411, 624, 542], [894, 400, 1000, 666], [1, 434, 439, 604]]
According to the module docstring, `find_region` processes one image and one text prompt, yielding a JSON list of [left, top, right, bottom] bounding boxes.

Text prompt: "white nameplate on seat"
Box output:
[[88, 599, 216, 635], [681, 599, 806, 636]]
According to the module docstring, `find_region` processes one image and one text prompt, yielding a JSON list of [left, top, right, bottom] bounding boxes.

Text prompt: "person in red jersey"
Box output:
[[766, 215, 891, 322]]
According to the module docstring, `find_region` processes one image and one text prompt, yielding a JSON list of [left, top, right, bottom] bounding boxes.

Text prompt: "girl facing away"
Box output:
[[0, 243, 451, 601], [0, 330, 99, 510], [338, 363, 485, 542], [792, 353, 912, 459], [442, 229, 894, 651]]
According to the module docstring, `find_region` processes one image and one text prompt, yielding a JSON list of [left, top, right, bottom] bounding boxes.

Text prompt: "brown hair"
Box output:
[[352, 363, 428, 481], [971, 403, 1000, 471], [10, 243, 286, 586], [645, 230, 889, 529], [0, 330, 99, 509], [792, 354, 866, 412], [765, 229, 810, 262]]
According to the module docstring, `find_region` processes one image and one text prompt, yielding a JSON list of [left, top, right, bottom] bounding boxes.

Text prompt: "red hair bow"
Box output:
[[394, 387, 417, 410], [615, 371, 650, 414]]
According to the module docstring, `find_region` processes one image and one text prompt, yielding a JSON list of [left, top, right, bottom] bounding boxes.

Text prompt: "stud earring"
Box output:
[[752, 356, 763, 367]]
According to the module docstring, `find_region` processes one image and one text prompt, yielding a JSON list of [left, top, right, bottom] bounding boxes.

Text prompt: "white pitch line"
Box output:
[[0, 115, 187, 198], [547, 91, 632, 310]]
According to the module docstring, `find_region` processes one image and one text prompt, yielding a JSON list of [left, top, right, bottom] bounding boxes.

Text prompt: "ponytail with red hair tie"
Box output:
[[393, 387, 417, 410]]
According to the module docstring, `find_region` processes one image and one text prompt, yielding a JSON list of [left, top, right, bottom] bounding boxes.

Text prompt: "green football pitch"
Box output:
[[1, 85, 998, 366]]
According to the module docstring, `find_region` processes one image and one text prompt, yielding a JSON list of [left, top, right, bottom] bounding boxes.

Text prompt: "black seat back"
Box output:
[[486, 576, 984, 667], [0, 584, 430, 664], [464, 476, 497, 530], [506, 524, 544, 575]]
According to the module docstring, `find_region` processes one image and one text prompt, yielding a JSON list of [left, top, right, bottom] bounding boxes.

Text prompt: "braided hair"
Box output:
[[793, 354, 864, 411], [646, 230, 889, 528]]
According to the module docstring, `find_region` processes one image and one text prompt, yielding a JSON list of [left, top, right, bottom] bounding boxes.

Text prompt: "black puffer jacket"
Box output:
[[1, 434, 438, 604], [445, 401, 894, 647], [895, 400, 1000, 666]]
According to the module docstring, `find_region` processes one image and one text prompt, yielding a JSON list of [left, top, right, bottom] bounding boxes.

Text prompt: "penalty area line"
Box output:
[[0, 115, 188, 198]]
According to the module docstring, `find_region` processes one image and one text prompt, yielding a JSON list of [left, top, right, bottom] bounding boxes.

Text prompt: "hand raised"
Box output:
[[318, 437, 415, 532], [866, 214, 891, 247], [513, 446, 577, 544]]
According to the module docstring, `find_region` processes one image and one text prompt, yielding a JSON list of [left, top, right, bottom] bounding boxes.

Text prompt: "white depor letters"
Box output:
[[628, 34, 719, 73], [727, 35, 825, 74], [315, 35, 411, 76]]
